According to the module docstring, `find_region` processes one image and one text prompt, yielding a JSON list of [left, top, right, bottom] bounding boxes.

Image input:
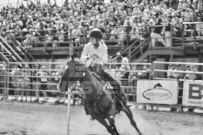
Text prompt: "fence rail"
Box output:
[[0, 61, 203, 109]]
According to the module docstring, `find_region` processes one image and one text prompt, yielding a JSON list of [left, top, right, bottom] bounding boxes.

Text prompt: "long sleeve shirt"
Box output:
[[81, 40, 108, 65]]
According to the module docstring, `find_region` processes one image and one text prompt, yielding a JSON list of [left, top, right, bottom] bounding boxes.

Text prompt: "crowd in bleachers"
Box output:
[[166, 63, 199, 80], [0, 0, 202, 49]]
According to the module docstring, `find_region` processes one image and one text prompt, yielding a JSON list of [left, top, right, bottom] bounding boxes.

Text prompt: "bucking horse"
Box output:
[[58, 56, 142, 135]]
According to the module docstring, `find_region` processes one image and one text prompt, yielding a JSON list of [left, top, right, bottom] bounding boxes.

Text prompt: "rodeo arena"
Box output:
[[1, 0, 203, 135]]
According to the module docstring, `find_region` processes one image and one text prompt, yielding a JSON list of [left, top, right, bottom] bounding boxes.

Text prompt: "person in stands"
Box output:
[[151, 19, 168, 48]]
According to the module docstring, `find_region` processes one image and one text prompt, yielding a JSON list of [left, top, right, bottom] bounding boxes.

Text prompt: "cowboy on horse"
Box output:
[[81, 28, 127, 104], [59, 28, 142, 135]]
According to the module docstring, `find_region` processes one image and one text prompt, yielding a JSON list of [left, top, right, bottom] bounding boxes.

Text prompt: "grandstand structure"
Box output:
[[1, 0, 203, 113], [1, 23, 202, 68], [0, 0, 202, 64]]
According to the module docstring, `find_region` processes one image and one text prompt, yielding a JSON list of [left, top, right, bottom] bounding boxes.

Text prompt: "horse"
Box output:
[[58, 56, 142, 135]]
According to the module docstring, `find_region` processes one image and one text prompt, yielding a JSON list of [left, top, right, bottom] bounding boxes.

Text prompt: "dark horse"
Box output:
[[59, 57, 142, 135]]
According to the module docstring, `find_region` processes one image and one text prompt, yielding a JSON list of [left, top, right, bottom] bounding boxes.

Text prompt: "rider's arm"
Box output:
[[98, 42, 108, 64], [81, 44, 89, 63]]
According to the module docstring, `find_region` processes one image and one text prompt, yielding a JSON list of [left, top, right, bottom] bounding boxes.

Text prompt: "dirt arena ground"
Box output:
[[0, 101, 203, 135]]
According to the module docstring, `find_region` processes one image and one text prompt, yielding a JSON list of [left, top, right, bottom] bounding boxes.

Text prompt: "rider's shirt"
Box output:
[[81, 40, 108, 65]]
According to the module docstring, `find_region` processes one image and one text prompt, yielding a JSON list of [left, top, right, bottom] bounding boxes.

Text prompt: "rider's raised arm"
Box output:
[[100, 42, 108, 64], [80, 43, 89, 64]]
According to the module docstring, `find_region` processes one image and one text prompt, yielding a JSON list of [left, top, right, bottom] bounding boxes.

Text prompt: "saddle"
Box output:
[[89, 64, 118, 100], [91, 72, 113, 95]]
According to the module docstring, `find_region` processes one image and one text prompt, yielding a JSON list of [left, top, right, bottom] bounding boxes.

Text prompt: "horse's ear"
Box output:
[[71, 55, 75, 60]]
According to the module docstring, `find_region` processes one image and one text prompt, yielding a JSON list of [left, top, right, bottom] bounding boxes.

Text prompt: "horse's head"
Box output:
[[58, 56, 87, 92]]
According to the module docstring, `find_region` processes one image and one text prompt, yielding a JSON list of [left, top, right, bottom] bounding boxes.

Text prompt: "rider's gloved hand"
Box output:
[[89, 54, 99, 59]]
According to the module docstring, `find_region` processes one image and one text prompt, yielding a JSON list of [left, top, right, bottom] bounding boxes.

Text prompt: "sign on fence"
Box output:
[[183, 81, 203, 107], [137, 80, 178, 104]]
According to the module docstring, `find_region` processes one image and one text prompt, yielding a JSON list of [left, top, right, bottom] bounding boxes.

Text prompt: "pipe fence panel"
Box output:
[[0, 62, 7, 100], [1, 61, 203, 109], [5, 62, 65, 101], [153, 61, 203, 108]]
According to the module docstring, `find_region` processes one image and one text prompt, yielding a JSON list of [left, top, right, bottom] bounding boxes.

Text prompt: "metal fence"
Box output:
[[0, 61, 151, 102], [0, 61, 203, 110]]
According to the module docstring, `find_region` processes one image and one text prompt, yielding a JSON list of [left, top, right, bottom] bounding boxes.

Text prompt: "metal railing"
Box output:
[[0, 60, 203, 109]]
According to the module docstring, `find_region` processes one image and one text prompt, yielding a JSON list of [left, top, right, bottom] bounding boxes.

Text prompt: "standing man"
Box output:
[[81, 28, 127, 103], [36, 66, 49, 102], [151, 19, 168, 48]]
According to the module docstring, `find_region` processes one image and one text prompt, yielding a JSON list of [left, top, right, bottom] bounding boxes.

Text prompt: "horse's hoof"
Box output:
[[55, 100, 61, 104], [32, 99, 39, 103], [13, 99, 18, 102], [19, 100, 23, 102], [112, 132, 119, 135]]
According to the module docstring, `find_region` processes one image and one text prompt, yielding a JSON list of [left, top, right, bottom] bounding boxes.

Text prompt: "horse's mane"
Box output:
[[67, 57, 86, 68], [67, 57, 121, 84]]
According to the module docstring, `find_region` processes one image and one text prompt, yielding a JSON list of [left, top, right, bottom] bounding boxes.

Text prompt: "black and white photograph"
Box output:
[[0, 0, 203, 135]]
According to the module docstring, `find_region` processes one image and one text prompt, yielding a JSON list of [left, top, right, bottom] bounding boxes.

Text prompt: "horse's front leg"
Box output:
[[85, 106, 115, 135], [107, 117, 119, 135], [123, 104, 142, 135], [91, 113, 117, 135]]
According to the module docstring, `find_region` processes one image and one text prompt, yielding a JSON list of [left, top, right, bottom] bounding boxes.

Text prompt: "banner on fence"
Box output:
[[137, 80, 178, 104], [183, 81, 203, 107]]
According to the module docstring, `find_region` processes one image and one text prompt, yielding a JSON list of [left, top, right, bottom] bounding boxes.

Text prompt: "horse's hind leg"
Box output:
[[123, 105, 142, 135]]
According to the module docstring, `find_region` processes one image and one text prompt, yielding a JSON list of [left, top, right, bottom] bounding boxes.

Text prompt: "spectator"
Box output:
[[36, 65, 49, 102], [118, 27, 126, 48], [173, 64, 183, 79], [23, 34, 34, 49], [167, 64, 174, 79], [5, 30, 15, 46], [10, 64, 21, 101], [119, 53, 130, 79], [196, 17, 203, 36], [0, 0, 200, 49], [32, 64, 40, 103], [164, 18, 172, 47], [151, 19, 167, 48], [129, 65, 137, 86]]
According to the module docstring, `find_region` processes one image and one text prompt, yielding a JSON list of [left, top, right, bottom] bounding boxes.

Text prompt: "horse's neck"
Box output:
[[80, 70, 104, 101]]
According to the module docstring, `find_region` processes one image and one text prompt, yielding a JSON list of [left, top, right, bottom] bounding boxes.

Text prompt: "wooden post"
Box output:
[[67, 87, 72, 135]]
